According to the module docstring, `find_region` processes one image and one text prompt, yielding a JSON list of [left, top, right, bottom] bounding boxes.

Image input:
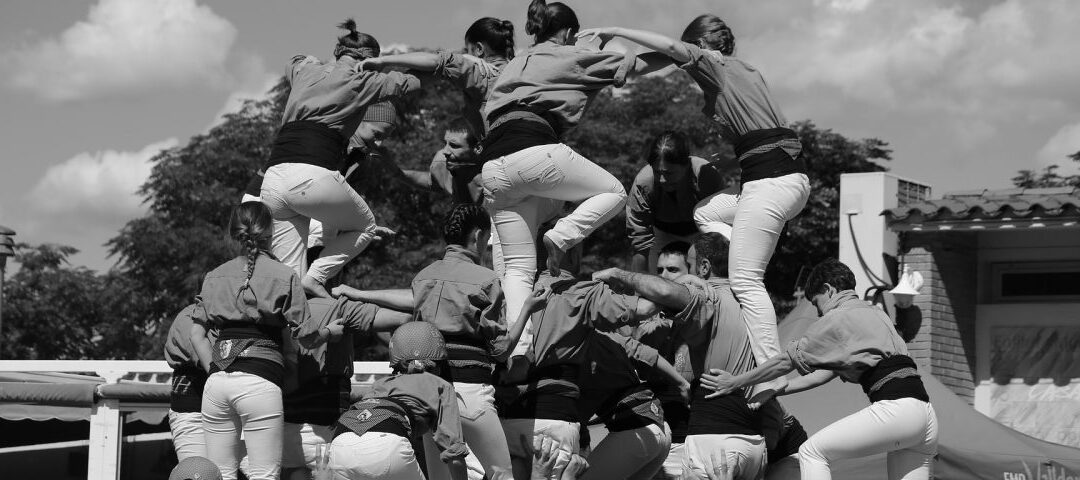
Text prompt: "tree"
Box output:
[[1012, 151, 1080, 188], [2, 244, 106, 359]]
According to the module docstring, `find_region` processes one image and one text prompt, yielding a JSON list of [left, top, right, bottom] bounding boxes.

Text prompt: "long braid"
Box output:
[[229, 202, 274, 320]]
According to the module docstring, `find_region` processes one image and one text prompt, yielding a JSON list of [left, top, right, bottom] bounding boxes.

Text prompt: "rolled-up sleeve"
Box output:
[[480, 279, 510, 358], [583, 283, 639, 328], [433, 51, 496, 96], [785, 319, 857, 375], [610, 333, 660, 368], [678, 43, 724, 92], [577, 48, 631, 89], [349, 70, 421, 104], [433, 382, 470, 462]]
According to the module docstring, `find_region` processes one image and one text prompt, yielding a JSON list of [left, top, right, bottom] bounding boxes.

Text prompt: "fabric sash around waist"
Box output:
[[859, 355, 928, 403], [734, 127, 807, 185], [443, 336, 495, 383], [596, 384, 664, 432], [265, 120, 347, 171], [334, 396, 415, 440], [686, 385, 762, 437], [211, 335, 282, 372], [170, 365, 208, 413], [478, 110, 560, 163], [496, 364, 580, 421]]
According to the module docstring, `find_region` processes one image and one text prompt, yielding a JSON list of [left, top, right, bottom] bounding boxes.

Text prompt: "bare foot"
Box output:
[[302, 275, 331, 299], [542, 235, 563, 277]]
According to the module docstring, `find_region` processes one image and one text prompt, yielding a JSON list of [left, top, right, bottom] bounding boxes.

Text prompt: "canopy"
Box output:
[[777, 298, 1080, 479]]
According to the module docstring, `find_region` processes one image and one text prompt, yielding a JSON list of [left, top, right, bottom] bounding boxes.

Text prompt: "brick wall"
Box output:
[[901, 231, 978, 403]]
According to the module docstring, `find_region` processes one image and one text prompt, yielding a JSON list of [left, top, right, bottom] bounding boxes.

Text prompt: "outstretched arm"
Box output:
[[332, 286, 415, 311], [579, 27, 692, 64], [782, 369, 837, 396], [593, 268, 693, 311], [700, 354, 797, 399], [359, 52, 441, 73]]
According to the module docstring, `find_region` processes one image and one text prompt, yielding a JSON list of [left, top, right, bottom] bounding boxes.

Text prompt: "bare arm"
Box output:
[[700, 354, 796, 398], [189, 321, 214, 373], [653, 354, 692, 403], [593, 268, 693, 311], [332, 286, 415, 311], [781, 369, 837, 396], [372, 308, 412, 331]]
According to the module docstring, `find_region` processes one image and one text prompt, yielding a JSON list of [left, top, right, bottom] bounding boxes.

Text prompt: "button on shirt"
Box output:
[[671, 277, 756, 378], [678, 43, 788, 140], [411, 245, 507, 363]]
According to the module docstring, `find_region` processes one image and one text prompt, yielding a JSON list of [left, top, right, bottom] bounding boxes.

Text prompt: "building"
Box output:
[[838, 172, 1080, 448]]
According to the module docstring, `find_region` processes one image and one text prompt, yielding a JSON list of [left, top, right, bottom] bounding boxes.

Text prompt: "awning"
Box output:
[[882, 187, 1080, 232]]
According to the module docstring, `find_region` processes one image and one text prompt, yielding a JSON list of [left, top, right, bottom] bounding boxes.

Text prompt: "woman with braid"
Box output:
[[260, 19, 420, 299], [189, 202, 330, 480], [580, 16, 811, 398]]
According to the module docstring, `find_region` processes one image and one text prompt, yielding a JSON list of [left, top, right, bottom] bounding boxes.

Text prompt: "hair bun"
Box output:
[[337, 18, 358, 34]]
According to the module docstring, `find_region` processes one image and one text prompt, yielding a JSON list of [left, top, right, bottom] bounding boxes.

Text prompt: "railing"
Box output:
[[0, 360, 393, 480]]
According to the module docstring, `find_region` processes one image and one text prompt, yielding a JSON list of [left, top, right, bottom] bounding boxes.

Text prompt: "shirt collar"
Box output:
[[820, 289, 862, 315], [443, 244, 479, 264]]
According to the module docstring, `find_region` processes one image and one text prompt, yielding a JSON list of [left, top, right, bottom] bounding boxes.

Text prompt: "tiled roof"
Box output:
[[883, 187, 1080, 225]]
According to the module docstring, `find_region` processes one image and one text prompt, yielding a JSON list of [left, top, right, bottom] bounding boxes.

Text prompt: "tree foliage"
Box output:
[[4, 64, 892, 359], [1011, 152, 1080, 188]]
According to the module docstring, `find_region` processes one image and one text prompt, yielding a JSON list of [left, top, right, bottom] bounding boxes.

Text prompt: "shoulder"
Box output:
[[633, 164, 655, 184]]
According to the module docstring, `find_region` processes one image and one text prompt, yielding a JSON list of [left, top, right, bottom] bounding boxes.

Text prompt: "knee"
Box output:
[[728, 272, 762, 295], [799, 439, 825, 463]]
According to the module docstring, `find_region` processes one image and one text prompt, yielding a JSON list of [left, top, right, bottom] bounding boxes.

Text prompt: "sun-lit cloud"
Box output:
[[26, 139, 178, 219], [4, 0, 253, 101], [1037, 123, 1080, 175]]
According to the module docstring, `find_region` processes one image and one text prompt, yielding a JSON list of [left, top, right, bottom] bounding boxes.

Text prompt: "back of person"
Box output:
[[484, 40, 627, 136]]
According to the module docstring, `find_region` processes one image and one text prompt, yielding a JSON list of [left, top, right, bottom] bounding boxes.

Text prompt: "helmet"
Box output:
[[169, 456, 222, 480], [389, 321, 447, 366]]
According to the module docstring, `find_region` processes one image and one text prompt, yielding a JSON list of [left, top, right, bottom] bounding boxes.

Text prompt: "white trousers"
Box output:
[[262, 163, 377, 284], [329, 432, 425, 480], [799, 398, 938, 480], [202, 371, 284, 480], [502, 418, 581, 480], [693, 174, 810, 366], [169, 410, 206, 461], [424, 383, 512, 480], [581, 423, 670, 480], [684, 433, 766, 480], [482, 143, 625, 354]]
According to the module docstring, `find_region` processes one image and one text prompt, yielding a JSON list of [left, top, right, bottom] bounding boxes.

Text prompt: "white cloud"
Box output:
[[5, 0, 242, 101], [26, 139, 178, 220], [207, 72, 278, 130], [1037, 123, 1080, 175]]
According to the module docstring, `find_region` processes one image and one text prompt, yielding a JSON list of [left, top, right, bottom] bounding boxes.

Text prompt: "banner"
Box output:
[[990, 326, 1080, 448]]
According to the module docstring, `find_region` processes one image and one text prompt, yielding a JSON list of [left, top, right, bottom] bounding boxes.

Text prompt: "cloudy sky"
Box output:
[[1, 0, 1078, 271]]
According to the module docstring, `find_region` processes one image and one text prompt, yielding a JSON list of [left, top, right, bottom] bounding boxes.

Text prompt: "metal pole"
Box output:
[[0, 261, 5, 359]]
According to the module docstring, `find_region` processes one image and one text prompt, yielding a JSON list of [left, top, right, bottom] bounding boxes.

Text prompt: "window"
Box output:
[[991, 261, 1080, 302]]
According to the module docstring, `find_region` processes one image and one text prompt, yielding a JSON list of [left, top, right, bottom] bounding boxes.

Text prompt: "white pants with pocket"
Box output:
[[261, 163, 378, 284], [482, 143, 626, 356]]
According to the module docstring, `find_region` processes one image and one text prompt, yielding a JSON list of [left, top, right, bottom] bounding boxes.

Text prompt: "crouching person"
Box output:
[[327, 322, 470, 480]]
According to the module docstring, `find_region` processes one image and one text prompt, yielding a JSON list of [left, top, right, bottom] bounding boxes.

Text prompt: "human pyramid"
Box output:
[[164, 2, 939, 480]]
